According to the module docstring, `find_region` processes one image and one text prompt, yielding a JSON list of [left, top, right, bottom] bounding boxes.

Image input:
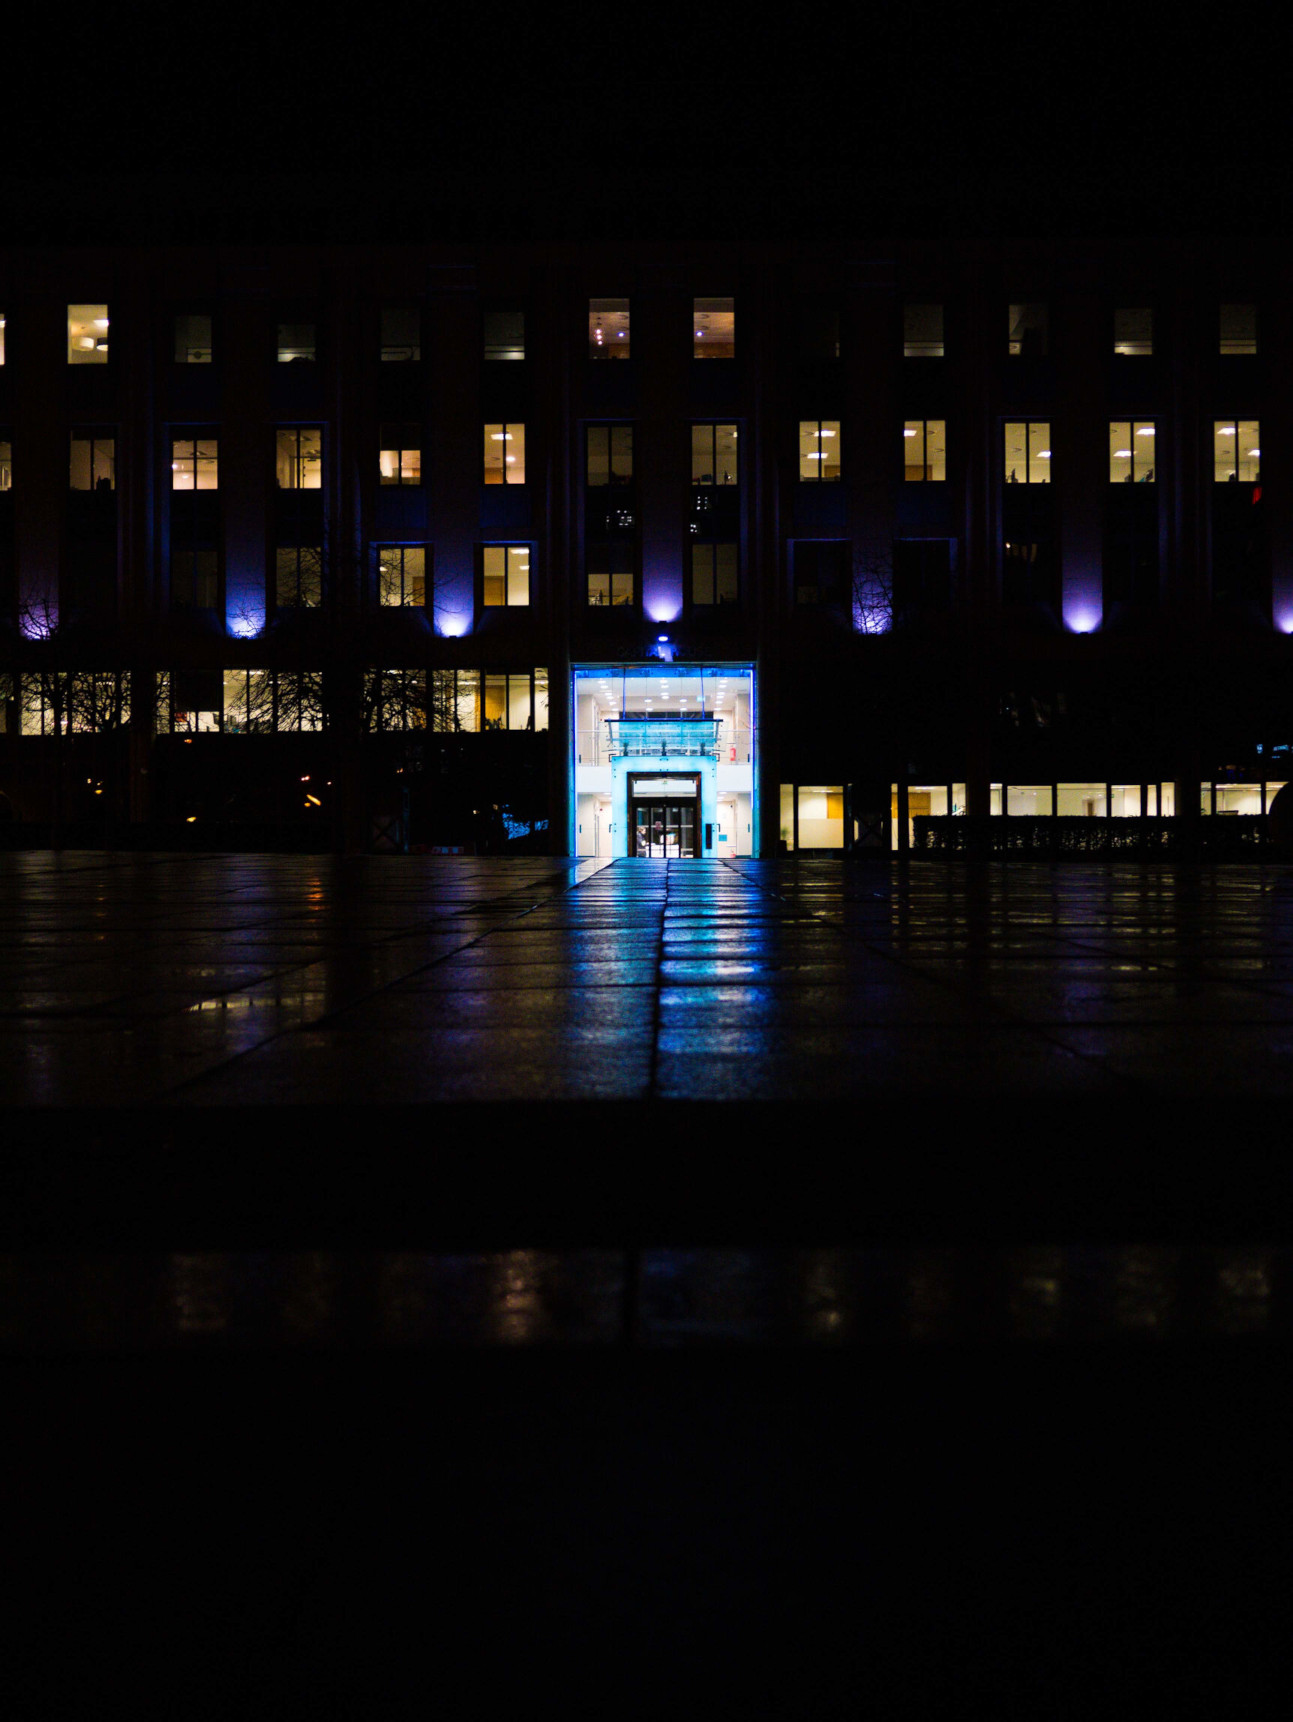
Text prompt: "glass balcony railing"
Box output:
[[576, 720, 754, 767], [606, 715, 722, 759]]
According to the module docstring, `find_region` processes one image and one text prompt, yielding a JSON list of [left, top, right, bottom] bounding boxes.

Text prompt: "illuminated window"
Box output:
[[589, 298, 630, 359], [691, 543, 738, 606], [381, 307, 421, 362], [483, 672, 535, 730], [1003, 421, 1051, 484], [1113, 308, 1152, 357], [171, 437, 218, 489], [365, 669, 427, 732], [275, 547, 323, 608], [587, 425, 633, 485], [1007, 302, 1047, 358], [483, 311, 525, 361], [1214, 420, 1260, 482], [587, 547, 634, 608], [430, 669, 546, 732], [0, 311, 8, 365], [174, 314, 212, 364], [799, 420, 841, 481], [68, 304, 109, 365], [691, 424, 739, 485], [904, 420, 946, 482], [1109, 421, 1156, 483], [694, 297, 734, 359], [379, 423, 422, 486], [276, 428, 322, 490], [904, 303, 943, 358], [483, 423, 525, 484], [482, 545, 530, 607], [70, 433, 115, 491], [1220, 304, 1257, 356], [277, 322, 316, 363], [376, 546, 427, 607], [0, 439, 10, 491]]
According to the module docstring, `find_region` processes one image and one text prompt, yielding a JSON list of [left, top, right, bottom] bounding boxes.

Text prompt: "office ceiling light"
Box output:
[[1136, 426, 1156, 435]]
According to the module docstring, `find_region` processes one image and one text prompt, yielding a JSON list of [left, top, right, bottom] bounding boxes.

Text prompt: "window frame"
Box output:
[[903, 419, 946, 483], [276, 426, 324, 491], [375, 545, 429, 609], [379, 423, 423, 487], [798, 420, 842, 483], [480, 544, 531, 609], [483, 423, 526, 486]]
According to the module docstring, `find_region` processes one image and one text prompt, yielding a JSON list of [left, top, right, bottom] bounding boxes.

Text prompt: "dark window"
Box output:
[[794, 541, 849, 609], [381, 308, 421, 362], [691, 544, 738, 606], [904, 304, 944, 358], [277, 322, 316, 363], [1008, 302, 1048, 358], [1113, 308, 1152, 357], [1220, 304, 1257, 356], [275, 546, 323, 609], [797, 301, 840, 362], [893, 540, 952, 621], [483, 311, 525, 362], [175, 314, 212, 364]]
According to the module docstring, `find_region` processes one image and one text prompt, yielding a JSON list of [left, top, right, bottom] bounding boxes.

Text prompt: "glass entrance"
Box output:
[[633, 800, 697, 857]]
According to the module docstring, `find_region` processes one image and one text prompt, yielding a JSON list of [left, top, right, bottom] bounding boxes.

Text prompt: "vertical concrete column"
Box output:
[[637, 267, 686, 627], [119, 262, 158, 822], [12, 295, 64, 630], [328, 269, 366, 856], [1267, 264, 1293, 634], [536, 267, 573, 854], [960, 254, 994, 821], [427, 263, 479, 639], [1057, 273, 1105, 633], [844, 257, 897, 632], [844, 257, 898, 847], [1167, 263, 1204, 828], [751, 260, 781, 861], [220, 285, 270, 638], [1167, 271, 1206, 631]]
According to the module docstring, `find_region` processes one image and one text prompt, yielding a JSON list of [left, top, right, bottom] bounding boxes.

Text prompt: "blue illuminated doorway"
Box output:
[[572, 663, 757, 859]]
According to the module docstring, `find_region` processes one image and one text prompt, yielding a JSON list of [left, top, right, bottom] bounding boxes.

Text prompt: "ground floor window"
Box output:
[[779, 784, 845, 850]]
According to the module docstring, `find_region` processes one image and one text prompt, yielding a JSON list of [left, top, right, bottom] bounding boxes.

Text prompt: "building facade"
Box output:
[[2, 236, 1292, 854]]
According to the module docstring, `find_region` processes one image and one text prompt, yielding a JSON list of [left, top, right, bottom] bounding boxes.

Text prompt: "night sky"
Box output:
[[8, 8, 1290, 243]]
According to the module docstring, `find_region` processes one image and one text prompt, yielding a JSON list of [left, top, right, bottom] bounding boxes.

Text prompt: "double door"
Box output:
[[633, 800, 698, 858]]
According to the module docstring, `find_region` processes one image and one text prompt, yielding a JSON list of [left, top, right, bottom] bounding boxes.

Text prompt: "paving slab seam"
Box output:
[[152, 860, 618, 1100]]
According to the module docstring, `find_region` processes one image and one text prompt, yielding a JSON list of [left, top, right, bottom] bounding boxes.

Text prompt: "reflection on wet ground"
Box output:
[[0, 1242, 1282, 1347], [8, 850, 1293, 1101], [6, 854, 1293, 1348]]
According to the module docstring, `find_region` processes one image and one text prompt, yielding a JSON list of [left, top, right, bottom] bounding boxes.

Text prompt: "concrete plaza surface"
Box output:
[[4, 850, 1293, 1248], [4, 856, 1289, 1717]]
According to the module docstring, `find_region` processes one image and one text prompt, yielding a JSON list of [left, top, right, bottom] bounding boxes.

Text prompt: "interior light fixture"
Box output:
[[903, 428, 918, 437], [1136, 426, 1156, 436], [1114, 449, 1132, 457]]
